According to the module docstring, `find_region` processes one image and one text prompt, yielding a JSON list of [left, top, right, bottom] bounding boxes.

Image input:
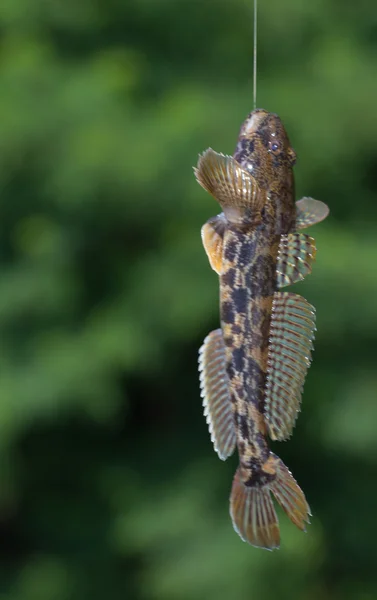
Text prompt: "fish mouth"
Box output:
[[238, 109, 269, 138]]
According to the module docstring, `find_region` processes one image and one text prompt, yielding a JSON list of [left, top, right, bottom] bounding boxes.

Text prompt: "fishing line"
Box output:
[[253, 0, 258, 109]]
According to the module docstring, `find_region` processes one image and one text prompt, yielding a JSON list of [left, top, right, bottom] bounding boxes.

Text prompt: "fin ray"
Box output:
[[199, 329, 236, 460], [276, 233, 316, 288], [270, 455, 311, 530], [264, 292, 316, 441], [194, 148, 264, 213], [230, 468, 280, 550]]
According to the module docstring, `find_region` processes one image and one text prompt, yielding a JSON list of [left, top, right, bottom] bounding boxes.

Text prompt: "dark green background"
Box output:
[[0, 1, 376, 598]]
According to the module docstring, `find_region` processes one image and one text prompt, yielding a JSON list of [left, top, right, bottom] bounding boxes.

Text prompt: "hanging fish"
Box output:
[[194, 109, 329, 550]]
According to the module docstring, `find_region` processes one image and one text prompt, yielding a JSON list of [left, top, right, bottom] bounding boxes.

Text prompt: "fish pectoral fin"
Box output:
[[194, 148, 264, 214], [264, 292, 316, 441], [276, 233, 316, 288], [201, 214, 226, 275], [199, 329, 236, 460], [296, 197, 329, 229]]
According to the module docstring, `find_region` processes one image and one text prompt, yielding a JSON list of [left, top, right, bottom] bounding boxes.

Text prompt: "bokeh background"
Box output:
[[0, 1, 376, 599]]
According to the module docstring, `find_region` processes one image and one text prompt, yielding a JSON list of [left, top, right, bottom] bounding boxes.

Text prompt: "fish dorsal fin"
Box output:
[[276, 233, 316, 288], [296, 197, 329, 229], [264, 292, 316, 441], [201, 214, 226, 275], [199, 329, 236, 460], [194, 148, 264, 214]]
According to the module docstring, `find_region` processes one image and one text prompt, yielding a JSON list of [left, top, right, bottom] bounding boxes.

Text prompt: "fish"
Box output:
[[194, 108, 329, 550]]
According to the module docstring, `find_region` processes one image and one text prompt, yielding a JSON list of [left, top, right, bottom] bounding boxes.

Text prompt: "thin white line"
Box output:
[[253, 0, 258, 109]]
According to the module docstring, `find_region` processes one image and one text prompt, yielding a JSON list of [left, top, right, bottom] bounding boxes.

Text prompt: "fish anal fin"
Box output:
[[276, 233, 316, 288], [265, 292, 316, 441], [199, 329, 236, 460], [229, 468, 280, 550], [194, 148, 264, 218], [270, 454, 311, 530], [296, 197, 329, 229], [201, 214, 226, 275]]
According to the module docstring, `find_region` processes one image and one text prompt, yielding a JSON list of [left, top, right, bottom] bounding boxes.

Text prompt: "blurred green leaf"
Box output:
[[0, 1, 374, 599]]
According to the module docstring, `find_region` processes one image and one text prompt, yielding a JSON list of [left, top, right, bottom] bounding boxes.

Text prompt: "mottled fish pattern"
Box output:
[[195, 109, 329, 549]]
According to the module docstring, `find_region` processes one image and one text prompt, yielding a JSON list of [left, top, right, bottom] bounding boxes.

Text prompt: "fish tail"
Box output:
[[229, 455, 310, 550], [269, 453, 311, 532], [229, 468, 280, 550]]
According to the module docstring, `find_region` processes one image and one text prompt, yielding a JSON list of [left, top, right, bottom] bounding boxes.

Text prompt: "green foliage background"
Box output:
[[0, 1, 376, 598]]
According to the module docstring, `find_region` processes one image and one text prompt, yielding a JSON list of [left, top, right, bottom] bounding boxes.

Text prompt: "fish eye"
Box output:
[[269, 140, 281, 154]]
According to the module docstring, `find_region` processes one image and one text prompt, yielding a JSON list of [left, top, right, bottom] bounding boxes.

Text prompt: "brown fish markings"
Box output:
[[195, 109, 329, 549]]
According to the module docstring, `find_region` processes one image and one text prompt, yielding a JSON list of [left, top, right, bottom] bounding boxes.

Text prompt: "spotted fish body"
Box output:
[[222, 112, 296, 487], [221, 227, 277, 487], [195, 109, 329, 549]]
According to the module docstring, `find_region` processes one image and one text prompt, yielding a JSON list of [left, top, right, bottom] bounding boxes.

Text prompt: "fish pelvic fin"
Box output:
[[276, 233, 317, 288], [296, 197, 329, 229], [194, 149, 265, 223], [230, 455, 310, 549]]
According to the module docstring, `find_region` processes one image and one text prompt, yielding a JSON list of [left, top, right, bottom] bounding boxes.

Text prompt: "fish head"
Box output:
[[235, 109, 296, 181], [234, 109, 297, 231]]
